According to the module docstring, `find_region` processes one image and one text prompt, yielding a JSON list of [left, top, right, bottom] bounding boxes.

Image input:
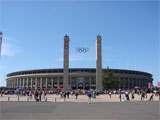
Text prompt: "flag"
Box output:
[[158, 82, 160, 87]]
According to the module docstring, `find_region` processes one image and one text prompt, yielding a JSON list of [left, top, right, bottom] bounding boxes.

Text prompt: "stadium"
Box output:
[[6, 68, 153, 90], [5, 35, 153, 90]]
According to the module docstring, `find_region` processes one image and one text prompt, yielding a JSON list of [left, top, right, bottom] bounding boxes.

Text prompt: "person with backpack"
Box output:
[[75, 91, 78, 100], [88, 92, 92, 104]]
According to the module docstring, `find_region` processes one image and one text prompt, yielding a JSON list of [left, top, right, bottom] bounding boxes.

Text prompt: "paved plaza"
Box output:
[[0, 101, 159, 120]]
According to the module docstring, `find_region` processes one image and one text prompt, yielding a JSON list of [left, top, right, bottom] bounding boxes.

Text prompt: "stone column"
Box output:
[[17, 79, 19, 87], [17, 78, 19, 88], [96, 35, 102, 91], [13, 80, 15, 88], [14, 79, 16, 88], [20, 78, 22, 87], [12, 81, 13, 88], [9, 80, 12, 88], [51, 77, 53, 89], [27, 78, 29, 89], [6, 80, 7, 88], [118, 78, 120, 89], [35, 77, 37, 90], [7, 81, 9, 88], [23, 78, 25, 88], [46, 77, 48, 89], [57, 76, 60, 89], [31, 78, 33, 89], [16, 79, 18, 88], [12, 80, 14, 88], [63, 35, 69, 91], [83, 77, 85, 90], [40, 77, 42, 89], [11, 81, 13, 88]]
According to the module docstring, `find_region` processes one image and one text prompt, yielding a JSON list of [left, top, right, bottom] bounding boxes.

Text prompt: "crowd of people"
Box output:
[[0, 88, 160, 103]]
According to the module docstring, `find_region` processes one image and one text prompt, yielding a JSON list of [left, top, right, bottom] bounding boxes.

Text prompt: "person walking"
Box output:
[[29, 90, 32, 100], [141, 91, 145, 101], [38, 91, 42, 102], [131, 93, 134, 101], [42, 90, 45, 99], [109, 91, 112, 99], [67, 91, 70, 99], [149, 93, 154, 101], [75, 91, 78, 100], [119, 92, 122, 102], [88, 92, 92, 104], [35, 91, 39, 102], [64, 92, 66, 102], [125, 91, 130, 101], [60, 91, 63, 98]]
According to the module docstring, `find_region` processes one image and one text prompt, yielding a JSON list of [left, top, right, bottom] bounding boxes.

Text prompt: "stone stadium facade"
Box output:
[[6, 68, 153, 90]]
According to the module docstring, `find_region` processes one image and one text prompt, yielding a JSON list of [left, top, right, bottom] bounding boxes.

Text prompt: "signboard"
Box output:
[[37, 82, 40, 86], [72, 83, 76, 87], [57, 85, 61, 89], [78, 83, 83, 87], [148, 83, 152, 88], [68, 85, 71, 89]]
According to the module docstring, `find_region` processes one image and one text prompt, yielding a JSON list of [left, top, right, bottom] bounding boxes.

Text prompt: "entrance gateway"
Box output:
[[63, 35, 102, 91]]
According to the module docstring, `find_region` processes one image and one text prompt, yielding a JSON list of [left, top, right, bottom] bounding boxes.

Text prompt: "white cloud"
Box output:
[[1, 36, 20, 56], [1, 42, 17, 56], [0, 65, 7, 70]]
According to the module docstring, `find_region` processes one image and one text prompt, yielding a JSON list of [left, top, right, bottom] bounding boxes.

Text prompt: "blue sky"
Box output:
[[0, 0, 159, 86]]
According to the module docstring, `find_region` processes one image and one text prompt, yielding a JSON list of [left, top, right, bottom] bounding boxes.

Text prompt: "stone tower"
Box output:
[[0, 32, 3, 60], [96, 35, 102, 91], [63, 35, 69, 91]]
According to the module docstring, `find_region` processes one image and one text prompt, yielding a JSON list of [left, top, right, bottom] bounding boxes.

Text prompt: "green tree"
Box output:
[[102, 67, 122, 90]]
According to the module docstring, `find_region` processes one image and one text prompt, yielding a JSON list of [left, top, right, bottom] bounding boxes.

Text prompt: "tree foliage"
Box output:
[[102, 67, 122, 90]]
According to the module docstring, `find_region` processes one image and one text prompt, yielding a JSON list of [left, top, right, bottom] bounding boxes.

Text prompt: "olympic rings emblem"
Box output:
[[76, 47, 89, 53]]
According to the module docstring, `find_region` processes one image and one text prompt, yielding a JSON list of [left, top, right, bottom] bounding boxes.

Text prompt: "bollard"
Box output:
[[8, 96, 10, 101], [18, 95, 19, 101], [45, 96, 47, 102], [55, 97, 56, 102]]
